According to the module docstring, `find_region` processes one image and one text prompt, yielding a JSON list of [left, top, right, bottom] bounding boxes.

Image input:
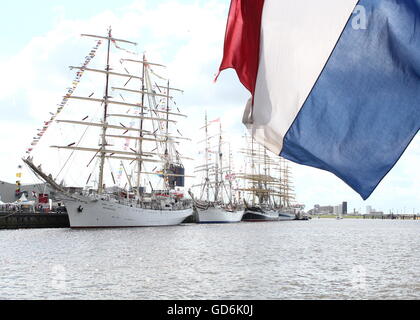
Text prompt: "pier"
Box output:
[[0, 210, 69, 229]]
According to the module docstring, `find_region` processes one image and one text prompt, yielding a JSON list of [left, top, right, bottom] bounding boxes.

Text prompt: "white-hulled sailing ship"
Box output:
[[189, 114, 243, 223], [23, 28, 193, 228]]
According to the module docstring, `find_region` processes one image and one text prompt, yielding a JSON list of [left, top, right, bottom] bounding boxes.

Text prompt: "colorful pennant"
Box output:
[[26, 40, 103, 155], [112, 40, 136, 55]]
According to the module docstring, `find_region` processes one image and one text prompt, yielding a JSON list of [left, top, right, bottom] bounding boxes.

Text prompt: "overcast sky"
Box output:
[[0, 0, 418, 214]]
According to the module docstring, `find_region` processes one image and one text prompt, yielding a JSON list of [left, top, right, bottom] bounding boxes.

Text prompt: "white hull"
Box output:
[[196, 206, 244, 223], [65, 199, 192, 228]]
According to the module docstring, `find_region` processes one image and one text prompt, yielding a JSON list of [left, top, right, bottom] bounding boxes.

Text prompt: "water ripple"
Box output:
[[0, 219, 418, 299]]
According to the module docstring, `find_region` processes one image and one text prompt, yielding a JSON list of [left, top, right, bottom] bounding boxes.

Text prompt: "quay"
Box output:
[[1, 181, 70, 229], [0, 210, 69, 229]]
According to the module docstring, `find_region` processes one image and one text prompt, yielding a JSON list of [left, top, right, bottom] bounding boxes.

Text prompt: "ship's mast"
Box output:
[[218, 122, 224, 203], [257, 142, 262, 204], [165, 81, 170, 155], [98, 27, 112, 194], [228, 142, 233, 205], [214, 122, 222, 202], [136, 54, 146, 196], [251, 135, 256, 205], [164, 80, 171, 190], [205, 112, 210, 202], [280, 158, 284, 207]]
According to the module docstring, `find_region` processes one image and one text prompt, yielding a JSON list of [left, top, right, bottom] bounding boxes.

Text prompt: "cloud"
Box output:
[[0, 1, 239, 182]]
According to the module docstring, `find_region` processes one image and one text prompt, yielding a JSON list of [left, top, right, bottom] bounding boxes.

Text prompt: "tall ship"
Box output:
[[238, 134, 297, 222], [189, 114, 243, 223], [271, 157, 298, 221], [238, 134, 279, 221], [22, 28, 193, 228]]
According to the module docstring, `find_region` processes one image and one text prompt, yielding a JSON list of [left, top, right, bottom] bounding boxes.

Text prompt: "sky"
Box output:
[[0, 0, 418, 214]]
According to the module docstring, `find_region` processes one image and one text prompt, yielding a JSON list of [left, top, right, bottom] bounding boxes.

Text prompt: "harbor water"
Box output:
[[0, 219, 418, 300]]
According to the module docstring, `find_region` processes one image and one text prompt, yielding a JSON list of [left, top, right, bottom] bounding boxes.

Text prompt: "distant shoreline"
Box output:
[[313, 214, 419, 220]]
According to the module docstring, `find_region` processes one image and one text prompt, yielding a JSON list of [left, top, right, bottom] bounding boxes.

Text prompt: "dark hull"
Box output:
[[242, 208, 279, 222]]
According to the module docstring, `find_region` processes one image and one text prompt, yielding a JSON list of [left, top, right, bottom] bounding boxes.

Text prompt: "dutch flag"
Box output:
[[217, 0, 420, 200]]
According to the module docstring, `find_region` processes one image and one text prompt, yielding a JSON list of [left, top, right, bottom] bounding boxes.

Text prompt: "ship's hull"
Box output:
[[277, 211, 297, 221], [242, 208, 279, 222], [196, 206, 244, 224], [65, 199, 192, 228]]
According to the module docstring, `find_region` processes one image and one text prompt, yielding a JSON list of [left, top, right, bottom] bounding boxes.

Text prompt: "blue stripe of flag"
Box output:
[[281, 0, 420, 199]]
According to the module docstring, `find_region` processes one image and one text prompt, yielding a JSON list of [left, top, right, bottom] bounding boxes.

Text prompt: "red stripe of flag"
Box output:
[[216, 0, 265, 99]]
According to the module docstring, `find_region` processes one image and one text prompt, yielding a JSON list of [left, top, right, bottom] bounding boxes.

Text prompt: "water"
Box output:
[[0, 219, 418, 300]]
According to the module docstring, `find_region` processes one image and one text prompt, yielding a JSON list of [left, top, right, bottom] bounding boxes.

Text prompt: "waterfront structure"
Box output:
[[0, 181, 54, 204], [309, 202, 348, 216]]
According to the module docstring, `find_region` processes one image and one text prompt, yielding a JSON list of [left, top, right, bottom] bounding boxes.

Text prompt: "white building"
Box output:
[[333, 204, 343, 215]]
